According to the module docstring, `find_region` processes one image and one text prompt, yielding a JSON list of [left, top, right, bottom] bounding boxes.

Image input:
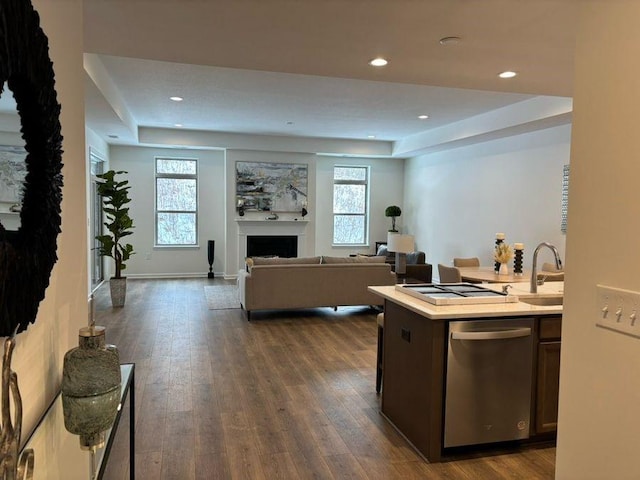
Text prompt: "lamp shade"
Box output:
[[387, 233, 414, 253]]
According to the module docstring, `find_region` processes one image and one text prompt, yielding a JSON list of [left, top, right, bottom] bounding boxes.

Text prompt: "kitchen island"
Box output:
[[368, 283, 562, 462]]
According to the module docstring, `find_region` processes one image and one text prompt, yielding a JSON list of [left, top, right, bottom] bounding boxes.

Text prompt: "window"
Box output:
[[155, 157, 198, 245], [333, 166, 369, 245]]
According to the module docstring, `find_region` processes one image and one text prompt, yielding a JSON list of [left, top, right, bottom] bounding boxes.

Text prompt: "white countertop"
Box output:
[[368, 283, 563, 320]]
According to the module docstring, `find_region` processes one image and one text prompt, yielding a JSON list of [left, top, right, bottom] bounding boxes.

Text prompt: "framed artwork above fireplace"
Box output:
[[236, 161, 308, 212]]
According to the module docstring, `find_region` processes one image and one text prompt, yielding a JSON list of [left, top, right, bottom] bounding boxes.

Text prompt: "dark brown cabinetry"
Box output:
[[534, 316, 562, 434], [381, 300, 446, 461]]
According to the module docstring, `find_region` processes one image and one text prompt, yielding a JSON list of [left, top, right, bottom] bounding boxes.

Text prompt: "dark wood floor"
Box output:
[[94, 278, 555, 480]]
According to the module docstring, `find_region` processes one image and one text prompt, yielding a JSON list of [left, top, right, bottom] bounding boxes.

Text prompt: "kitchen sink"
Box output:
[[520, 296, 563, 306]]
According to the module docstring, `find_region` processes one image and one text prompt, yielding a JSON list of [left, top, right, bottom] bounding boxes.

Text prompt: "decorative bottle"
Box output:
[[494, 233, 505, 274], [61, 325, 121, 398], [61, 295, 121, 398], [514, 243, 524, 276]]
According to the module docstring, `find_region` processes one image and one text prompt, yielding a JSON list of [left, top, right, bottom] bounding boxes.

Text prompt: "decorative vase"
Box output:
[[494, 233, 505, 273], [514, 243, 524, 276], [61, 326, 121, 399], [109, 277, 126, 307], [62, 387, 120, 450], [499, 263, 509, 275]]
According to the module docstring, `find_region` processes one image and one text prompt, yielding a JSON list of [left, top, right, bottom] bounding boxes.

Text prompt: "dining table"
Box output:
[[457, 266, 532, 283]]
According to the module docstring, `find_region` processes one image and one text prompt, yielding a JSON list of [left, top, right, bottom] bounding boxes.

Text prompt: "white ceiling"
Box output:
[[82, 1, 578, 148]]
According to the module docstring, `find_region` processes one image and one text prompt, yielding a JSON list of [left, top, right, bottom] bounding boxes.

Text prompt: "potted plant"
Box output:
[[385, 205, 402, 232], [96, 170, 135, 307]]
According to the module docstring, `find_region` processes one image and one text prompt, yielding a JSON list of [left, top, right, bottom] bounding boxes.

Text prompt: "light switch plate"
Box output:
[[596, 284, 640, 338]]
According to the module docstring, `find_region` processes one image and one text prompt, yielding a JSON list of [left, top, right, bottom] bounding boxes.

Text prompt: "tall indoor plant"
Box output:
[[96, 170, 135, 307], [385, 205, 402, 232]]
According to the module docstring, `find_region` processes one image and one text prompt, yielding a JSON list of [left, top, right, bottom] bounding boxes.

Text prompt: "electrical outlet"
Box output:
[[596, 284, 640, 338]]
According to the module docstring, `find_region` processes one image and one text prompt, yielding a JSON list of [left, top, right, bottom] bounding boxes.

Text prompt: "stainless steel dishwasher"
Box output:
[[444, 317, 534, 448]]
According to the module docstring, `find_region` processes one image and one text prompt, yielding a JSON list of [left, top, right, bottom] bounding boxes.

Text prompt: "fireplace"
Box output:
[[247, 235, 298, 258]]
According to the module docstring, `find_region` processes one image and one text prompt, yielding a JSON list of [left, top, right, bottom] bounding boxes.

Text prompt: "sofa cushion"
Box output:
[[251, 256, 322, 267], [321, 255, 386, 264]]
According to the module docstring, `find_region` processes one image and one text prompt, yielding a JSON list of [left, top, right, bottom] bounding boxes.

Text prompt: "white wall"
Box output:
[[555, 3, 640, 479], [110, 145, 226, 277], [404, 124, 570, 274], [224, 150, 317, 276], [15, 0, 87, 436], [108, 146, 405, 278]]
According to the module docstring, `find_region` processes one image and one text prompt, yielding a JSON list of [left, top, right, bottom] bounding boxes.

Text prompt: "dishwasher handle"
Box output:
[[451, 327, 531, 341]]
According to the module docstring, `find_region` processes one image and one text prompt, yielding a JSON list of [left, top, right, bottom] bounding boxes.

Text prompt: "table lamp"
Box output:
[[387, 233, 415, 274]]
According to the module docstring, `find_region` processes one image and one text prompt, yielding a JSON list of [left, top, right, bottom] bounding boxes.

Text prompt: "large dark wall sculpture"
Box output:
[[0, 0, 63, 335]]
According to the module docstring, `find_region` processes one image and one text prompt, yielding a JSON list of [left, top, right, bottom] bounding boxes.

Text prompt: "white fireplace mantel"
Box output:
[[235, 219, 308, 226], [236, 219, 309, 271]]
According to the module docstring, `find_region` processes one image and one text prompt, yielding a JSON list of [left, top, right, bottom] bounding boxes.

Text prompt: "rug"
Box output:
[[204, 285, 241, 310]]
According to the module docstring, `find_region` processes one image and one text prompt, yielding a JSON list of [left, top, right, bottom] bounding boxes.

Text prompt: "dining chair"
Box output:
[[453, 257, 480, 267], [438, 264, 462, 283]]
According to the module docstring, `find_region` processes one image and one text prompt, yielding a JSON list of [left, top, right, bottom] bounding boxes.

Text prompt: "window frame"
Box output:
[[332, 165, 370, 246], [154, 156, 199, 247]]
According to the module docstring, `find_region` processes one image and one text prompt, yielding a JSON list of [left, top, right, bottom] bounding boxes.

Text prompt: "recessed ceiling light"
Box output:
[[286, 121, 294, 125], [367, 135, 376, 139], [174, 123, 183, 127], [107, 134, 118, 139], [418, 114, 429, 120], [170, 96, 183, 102], [439, 36, 461, 45], [498, 71, 517, 79], [369, 57, 388, 67]]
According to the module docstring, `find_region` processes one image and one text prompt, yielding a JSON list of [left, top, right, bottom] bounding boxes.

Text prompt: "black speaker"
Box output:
[[207, 240, 215, 278]]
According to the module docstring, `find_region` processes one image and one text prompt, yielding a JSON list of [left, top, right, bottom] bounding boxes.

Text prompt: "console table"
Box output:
[[21, 363, 135, 479]]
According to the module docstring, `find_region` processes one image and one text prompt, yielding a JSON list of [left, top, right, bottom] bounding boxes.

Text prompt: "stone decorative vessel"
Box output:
[[62, 387, 120, 449], [61, 326, 121, 398]]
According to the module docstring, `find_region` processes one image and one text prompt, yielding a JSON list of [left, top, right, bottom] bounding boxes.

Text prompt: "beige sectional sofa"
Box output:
[[237, 255, 396, 319]]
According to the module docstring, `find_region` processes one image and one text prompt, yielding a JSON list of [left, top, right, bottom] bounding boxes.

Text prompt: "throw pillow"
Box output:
[[251, 256, 322, 267], [245, 257, 254, 272]]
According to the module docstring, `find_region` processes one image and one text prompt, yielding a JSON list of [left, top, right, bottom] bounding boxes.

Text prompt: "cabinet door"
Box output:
[[381, 300, 446, 461], [535, 341, 561, 434]]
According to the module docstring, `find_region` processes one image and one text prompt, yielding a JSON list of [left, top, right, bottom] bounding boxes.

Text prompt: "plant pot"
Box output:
[[109, 278, 127, 307]]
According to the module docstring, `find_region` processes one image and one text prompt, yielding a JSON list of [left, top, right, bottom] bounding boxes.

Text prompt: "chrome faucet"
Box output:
[[530, 242, 563, 293]]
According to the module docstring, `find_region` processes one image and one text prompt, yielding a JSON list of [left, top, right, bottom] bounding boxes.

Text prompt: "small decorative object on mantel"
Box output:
[[514, 243, 524, 276], [494, 233, 505, 273], [301, 200, 308, 219], [61, 295, 121, 399], [494, 242, 514, 275], [0, 331, 34, 480]]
